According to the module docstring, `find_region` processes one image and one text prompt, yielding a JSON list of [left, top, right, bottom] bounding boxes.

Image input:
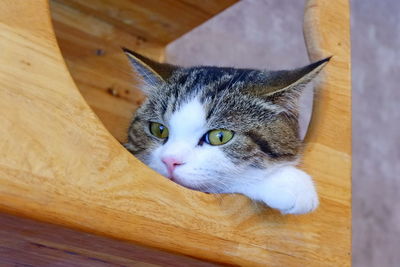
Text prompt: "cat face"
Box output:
[[123, 48, 328, 193]]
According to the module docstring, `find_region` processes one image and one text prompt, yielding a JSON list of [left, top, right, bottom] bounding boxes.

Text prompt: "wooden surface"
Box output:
[[50, 0, 238, 142], [0, 0, 351, 266], [50, 1, 157, 142], [0, 213, 218, 266], [52, 0, 238, 44]]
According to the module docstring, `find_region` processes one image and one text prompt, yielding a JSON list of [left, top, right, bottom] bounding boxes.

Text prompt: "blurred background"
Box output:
[[165, 0, 400, 266]]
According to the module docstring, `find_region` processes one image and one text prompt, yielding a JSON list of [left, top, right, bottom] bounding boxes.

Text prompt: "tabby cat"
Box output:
[[123, 48, 329, 214]]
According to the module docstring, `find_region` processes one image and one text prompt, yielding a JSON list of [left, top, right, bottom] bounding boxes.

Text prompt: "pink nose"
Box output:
[[162, 157, 184, 177]]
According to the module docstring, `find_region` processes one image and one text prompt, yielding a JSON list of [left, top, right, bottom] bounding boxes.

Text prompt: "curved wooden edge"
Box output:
[[303, 0, 352, 263], [0, 0, 351, 266]]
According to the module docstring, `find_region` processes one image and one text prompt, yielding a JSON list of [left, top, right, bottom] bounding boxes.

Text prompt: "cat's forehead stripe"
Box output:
[[161, 67, 253, 121], [153, 67, 290, 131]]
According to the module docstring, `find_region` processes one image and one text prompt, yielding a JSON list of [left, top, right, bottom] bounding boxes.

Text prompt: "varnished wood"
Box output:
[[49, 0, 238, 142], [0, 213, 218, 266], [0, 0, 350, 266], [50, 1, 164, 142], [52, 0, 238, 44]]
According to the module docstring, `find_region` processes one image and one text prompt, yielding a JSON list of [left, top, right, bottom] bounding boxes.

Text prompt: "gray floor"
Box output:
[[167, 0, 400, 266]]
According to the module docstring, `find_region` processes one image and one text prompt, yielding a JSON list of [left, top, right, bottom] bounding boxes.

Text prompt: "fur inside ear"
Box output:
[[258, 57, 331, 97], [245, 57, 331, 117], [122, 47, 177, 93]]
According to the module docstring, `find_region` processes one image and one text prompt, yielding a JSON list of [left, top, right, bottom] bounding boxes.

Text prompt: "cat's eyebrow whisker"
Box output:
[[227, 71, 244, 90], [228, 70, 247, 93], [222, 71, 237, 92]]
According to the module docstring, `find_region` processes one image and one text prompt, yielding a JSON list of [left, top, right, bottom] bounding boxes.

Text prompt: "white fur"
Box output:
[[230, 166, 319, 214], [145, 98, 318, 214]]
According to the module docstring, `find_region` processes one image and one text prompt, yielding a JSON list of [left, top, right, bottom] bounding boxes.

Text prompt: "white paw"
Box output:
[[279, 184, 319, 215], [269, 167, 319, 215], [239, 166, 319, 215]]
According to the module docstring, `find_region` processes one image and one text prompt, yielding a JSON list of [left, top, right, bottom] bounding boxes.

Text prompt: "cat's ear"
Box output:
[[122, 47, 177, 92], [256, 57, 331, 97]]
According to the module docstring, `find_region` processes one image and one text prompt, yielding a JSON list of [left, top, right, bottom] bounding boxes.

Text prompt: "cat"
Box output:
[[122, 47, 329, 215]]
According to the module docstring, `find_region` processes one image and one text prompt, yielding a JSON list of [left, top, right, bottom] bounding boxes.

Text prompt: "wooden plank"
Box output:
[[52, 0, 239, 44], [302, 0, 352, 264], [0, 0, 350, 266], [49, 0, 238, 141], [50, 2, 165, 142], [178, 0, 238, 15], [0, 213, 217, 266]]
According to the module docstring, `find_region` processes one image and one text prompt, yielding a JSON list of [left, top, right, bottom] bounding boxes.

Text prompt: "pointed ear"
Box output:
[[256, 57, 331, 97], [122, 47, 177, 91]]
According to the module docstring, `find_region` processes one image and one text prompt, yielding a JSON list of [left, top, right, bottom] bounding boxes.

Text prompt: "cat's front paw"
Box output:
[[271, 167, 319, 215], [279, 182, 319, 215], [243, 166, 319, 215]]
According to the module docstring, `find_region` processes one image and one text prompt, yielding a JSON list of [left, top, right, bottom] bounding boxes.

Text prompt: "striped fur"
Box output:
[[123, 48, 328, 203]]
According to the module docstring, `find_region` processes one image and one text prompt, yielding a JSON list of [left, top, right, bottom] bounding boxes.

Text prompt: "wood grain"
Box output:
[[0, 0, 350, 266], [52, 0, 238, 44], [0, 213, 218, 266], [49, 0, 238, 142], [50, 1, 164, 142]]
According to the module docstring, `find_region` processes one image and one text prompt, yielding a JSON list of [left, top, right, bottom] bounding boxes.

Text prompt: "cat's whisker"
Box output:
[[222, 72, 237, 92], [228, 71, 246, 90]]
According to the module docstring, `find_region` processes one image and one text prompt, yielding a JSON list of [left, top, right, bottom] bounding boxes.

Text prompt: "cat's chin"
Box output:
[[167, 176, 213, 194], [169, 177, 201, 191]]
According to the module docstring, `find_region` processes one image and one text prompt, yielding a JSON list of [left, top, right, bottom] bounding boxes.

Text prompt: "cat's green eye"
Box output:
[[149, 122, 169, 139], [205, 129, 234, 146]]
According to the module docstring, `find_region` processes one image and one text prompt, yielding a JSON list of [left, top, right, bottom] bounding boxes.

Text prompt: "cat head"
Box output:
[[123, 48, 329, 193]]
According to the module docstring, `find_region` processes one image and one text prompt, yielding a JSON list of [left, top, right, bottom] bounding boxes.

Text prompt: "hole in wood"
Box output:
[[49, 0, 239, 143], [49, 0, 165, 143], [50, 0, 316, 147]]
